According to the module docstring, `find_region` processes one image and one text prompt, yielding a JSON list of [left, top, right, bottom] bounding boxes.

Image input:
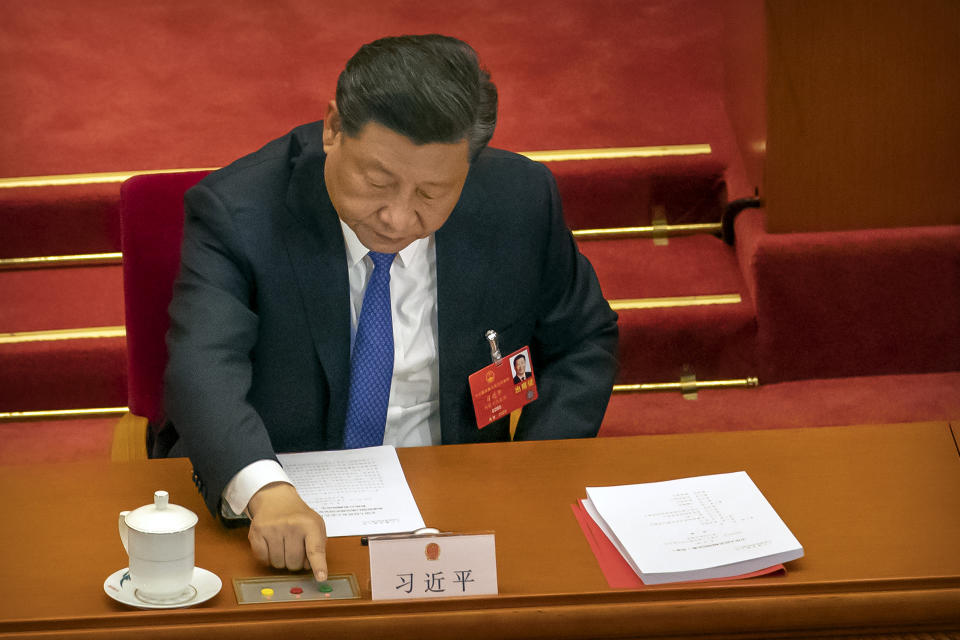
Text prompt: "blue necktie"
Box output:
[[344, 251, 396, 448]]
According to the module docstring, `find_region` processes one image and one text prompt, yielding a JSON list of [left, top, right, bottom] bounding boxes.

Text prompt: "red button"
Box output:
[[290, 587, 303, 594]]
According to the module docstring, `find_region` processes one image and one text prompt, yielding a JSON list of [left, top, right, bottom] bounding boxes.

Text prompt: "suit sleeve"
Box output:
[[164, 183, 279, 516], [513, 167, 619, 440]]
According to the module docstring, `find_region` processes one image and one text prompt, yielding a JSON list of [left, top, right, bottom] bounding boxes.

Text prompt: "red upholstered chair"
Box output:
[[120, 171, 211, 435]]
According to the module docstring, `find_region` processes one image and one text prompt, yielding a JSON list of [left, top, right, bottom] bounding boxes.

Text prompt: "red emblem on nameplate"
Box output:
[[468, 346, 538, 429], [425, 542, 440, 561]]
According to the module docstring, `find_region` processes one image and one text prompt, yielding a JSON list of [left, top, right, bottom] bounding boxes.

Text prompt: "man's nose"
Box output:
[[378, 190, 418, 231]]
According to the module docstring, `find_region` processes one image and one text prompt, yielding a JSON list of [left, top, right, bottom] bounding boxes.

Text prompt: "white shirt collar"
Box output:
[[339, 220, 426, 269]]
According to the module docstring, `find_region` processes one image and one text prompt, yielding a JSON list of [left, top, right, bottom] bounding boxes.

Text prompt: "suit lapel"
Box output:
[[436, 174, 499, 438], [281, 150, 351, 447]]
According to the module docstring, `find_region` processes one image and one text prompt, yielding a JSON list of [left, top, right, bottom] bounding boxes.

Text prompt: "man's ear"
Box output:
[[322, 100, 341, 151]]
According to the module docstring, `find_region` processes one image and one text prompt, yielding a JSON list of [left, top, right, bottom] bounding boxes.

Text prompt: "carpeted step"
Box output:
[[581, 233, 747, 299], [0, 264, 124, 330], [612, 304, 757, 383], [551, 155, 727, 229], [600, 371, 960, 436], [0, 416, 117, 465], [734, 209, 960, 383], [0, 182, 122, 259], [0, 265, 127, 412], [579, 234, 757, 383], [0, 336, 127, 413]]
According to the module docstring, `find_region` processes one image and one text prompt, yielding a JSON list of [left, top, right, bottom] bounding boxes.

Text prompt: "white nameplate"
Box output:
[[369, 533, 498, 600]]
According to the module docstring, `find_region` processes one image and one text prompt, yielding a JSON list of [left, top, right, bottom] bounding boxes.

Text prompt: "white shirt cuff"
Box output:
[[222, 459, 292, 516]]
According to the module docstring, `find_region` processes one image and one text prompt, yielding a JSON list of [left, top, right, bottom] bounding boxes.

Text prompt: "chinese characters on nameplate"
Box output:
[[368, 533, 498, 600]]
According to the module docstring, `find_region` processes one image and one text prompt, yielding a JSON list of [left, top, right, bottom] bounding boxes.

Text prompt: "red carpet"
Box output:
[[0, 336, 128, 412], [602, 372, 960, 436], [0, 265, 124, 331], [0, 417, 115, 464], [0, 0, 743, 181]]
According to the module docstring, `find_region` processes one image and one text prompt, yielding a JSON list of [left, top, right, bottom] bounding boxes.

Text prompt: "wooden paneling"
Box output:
[[722, 0, 767, 197], [765, 0, 960, 232]]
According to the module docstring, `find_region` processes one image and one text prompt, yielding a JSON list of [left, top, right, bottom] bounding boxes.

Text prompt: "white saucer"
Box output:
[[104, 567, 222, 609]]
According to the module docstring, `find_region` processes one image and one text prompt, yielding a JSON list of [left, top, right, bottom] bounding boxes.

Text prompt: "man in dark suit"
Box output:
[[161, 34, 618, 581]]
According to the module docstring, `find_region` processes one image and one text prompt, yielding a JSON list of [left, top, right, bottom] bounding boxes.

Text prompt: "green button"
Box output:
[[317, 582, 334, 593]]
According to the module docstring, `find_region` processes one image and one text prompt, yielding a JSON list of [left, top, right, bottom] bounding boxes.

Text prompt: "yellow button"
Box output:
[[260, 588, 274, 597]]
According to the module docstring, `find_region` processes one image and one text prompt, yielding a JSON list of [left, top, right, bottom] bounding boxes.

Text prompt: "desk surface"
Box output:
[[1, 422, 959, 639]]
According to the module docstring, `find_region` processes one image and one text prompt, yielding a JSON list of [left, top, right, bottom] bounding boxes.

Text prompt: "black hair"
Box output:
[[336, 34, 498, 162]]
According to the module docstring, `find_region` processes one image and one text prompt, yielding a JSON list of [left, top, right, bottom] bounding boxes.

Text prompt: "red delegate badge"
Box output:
[[468, 346, 538, 428]]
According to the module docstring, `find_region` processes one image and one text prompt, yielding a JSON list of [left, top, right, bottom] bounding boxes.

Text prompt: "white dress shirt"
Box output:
[[221, 222, 441, 516]]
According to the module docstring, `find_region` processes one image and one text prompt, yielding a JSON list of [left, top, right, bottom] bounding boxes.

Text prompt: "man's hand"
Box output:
[[246, 482, 328, 581]]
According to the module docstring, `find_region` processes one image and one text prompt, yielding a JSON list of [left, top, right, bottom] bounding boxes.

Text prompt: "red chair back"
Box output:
[[120, 171, 211, 423]]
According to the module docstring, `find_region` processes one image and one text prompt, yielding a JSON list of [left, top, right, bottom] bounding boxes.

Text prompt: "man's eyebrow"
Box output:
[[363, 159, 396, 179], [363, 158, 458, 188]]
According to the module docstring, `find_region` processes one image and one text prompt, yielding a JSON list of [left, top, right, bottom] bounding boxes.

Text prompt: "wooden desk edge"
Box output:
[[4, 579, 960, 639]]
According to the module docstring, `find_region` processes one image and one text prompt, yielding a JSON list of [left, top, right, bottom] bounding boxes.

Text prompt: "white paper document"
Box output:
[[585, 471, 803, 584], [277, 445, 426, 538]]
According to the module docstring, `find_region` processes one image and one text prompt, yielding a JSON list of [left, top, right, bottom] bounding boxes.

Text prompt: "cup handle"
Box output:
[[118, 511, 130, 553]]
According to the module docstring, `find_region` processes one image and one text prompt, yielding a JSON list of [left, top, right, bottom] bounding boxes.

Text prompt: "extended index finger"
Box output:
[[305, 527, 328, 581]]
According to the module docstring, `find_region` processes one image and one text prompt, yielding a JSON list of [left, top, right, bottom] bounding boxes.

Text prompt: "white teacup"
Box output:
[[119, 490, 199, 605]]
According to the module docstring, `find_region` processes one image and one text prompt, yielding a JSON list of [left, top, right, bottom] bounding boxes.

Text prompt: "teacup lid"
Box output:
[[124, 491, 198, 534]]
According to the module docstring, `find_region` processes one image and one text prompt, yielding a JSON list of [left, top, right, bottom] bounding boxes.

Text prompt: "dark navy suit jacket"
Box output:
[[160, 122, 618, 515]]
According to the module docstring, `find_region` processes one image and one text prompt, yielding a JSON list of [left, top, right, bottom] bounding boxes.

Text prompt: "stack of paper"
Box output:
[[278, 445, 425, 538], [581, 471, 803, 585]]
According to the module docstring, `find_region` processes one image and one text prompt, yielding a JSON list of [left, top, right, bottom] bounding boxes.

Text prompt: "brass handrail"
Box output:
[[609, 295, 741, 311], [0, 144, 712, 189], [613, 378, 759, 393], [0, 326, 127, 344], [0, 407, 129, 422], [573, 222, 722, 240], [0, 252, 122, 270]]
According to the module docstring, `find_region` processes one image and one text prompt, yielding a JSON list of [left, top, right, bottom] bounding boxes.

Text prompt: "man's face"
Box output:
[[514, 356, 526, 375], [322, 102, 471, 254]]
